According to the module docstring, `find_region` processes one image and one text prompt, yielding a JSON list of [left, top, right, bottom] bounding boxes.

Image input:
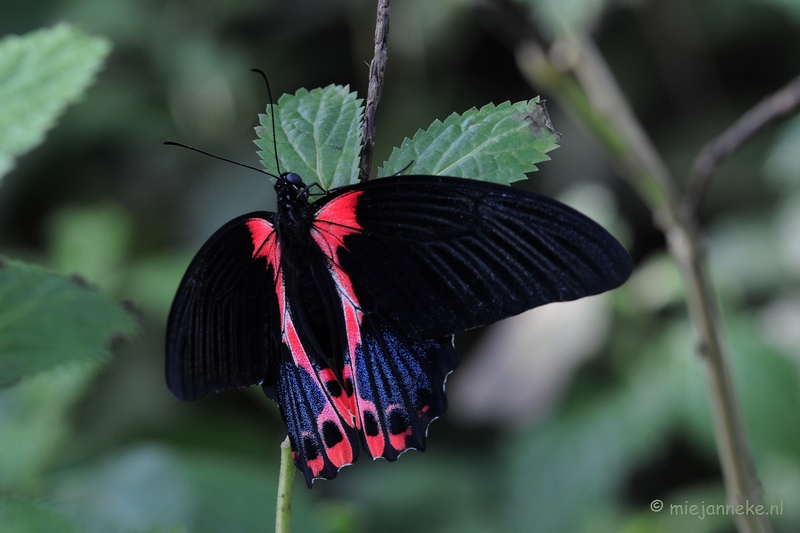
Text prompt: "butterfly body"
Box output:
[[167, 172, 631, 486]]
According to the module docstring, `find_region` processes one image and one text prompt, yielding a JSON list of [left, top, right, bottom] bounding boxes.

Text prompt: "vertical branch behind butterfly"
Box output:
[[358, 0, 391, 182]]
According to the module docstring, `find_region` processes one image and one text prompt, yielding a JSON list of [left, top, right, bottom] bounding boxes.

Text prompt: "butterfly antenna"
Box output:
[[251, 69, 283, 178], [394, 159, 415, 176], [163, 142, 279, 179]]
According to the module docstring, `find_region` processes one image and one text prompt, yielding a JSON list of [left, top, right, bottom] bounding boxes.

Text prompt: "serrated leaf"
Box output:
[[0, 258, 136, 387], [378, 98, 560, 184], [0, 24, 110, 181], [254, 85, 363, 189], [0, 498, 83, 533]]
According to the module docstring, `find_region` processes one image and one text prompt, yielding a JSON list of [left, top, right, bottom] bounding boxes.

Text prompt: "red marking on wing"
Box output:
[[387, 407, 413, 452], [311, 191, 367, 421], [365, 436, 384, 458], [318, 367, 352, 418], [325, 433, 353, 468], [307, 454, 325, 477], [363, 413, 385, 458], [293, 445, 328, 478], [312, 190, 363, 256], [246, 218, 281, 276], [312, 192, 415, 461], [341, 364, 357, 425], [246, 216, 355, 471], [280, 286, 355, 470], [389, 430, 412, 452]]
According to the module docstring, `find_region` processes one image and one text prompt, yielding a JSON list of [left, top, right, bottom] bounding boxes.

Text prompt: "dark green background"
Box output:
[[2, 0, 800, 532]]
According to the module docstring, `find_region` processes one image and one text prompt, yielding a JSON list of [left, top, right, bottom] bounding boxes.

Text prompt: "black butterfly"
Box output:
[[165, 167, 632, 487]]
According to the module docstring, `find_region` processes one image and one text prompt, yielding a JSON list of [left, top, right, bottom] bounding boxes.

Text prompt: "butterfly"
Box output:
[[165, 165, 632, 487]]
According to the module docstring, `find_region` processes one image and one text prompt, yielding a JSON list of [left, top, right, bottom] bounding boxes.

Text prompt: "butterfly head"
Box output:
[[284, 172, 304, 188], [274, 172, 310, 210]]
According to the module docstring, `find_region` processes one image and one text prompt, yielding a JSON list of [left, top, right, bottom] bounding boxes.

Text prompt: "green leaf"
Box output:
[[255, 85, 363, 189], [0, 497, 83, 533], [0, 24, 110, 181], [0, 258, 137, 387], [378, 98, 559, 183]]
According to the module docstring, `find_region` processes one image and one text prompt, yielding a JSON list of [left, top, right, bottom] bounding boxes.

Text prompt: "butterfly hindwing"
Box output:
[[268, 344, 359, 487], [309, 197, 458, 462], [166, 212, 280, 400], [348, 312, 457, 461], [316, 175, 632, 341]]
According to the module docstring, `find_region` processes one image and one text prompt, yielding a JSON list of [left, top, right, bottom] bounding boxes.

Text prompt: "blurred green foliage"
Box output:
[[1, 0, 800, 532], [0, 497, 83, 533], [0, 22, 138, 532], [0, 24, 110, 180]]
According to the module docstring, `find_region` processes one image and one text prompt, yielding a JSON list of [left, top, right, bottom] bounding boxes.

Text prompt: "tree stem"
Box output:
[[686, 73, 800, 214], [358, 0, 391, 182]]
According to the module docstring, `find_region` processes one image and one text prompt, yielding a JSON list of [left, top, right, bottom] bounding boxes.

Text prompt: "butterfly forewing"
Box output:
[[319, 175, 632, 341], [166, 212, 280, 400]]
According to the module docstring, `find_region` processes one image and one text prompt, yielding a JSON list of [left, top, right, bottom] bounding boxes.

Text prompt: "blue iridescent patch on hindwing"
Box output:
[[352, 316, 458, 460], [269, 350, 359, 487]]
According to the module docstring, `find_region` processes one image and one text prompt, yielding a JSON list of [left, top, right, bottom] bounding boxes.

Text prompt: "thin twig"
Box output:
[[515, 34, 772, 533], [686, 73, 800, 214], [275, 436, 295, 533], [358, 0, 391, 182]]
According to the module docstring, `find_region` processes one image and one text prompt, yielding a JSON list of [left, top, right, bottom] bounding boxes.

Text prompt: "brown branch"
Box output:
[[358, 0, 391, 182], [515, 34, 773, 533], [686, 73, 800, 213]]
